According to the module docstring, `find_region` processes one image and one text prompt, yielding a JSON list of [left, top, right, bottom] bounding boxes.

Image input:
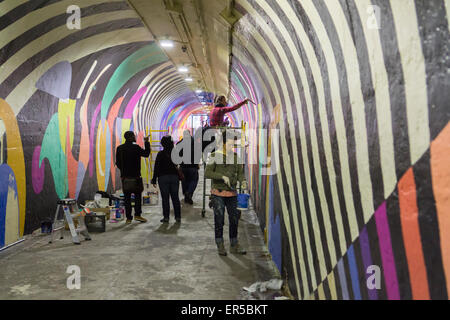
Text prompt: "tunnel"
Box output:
[[0, 0, 449, 301]]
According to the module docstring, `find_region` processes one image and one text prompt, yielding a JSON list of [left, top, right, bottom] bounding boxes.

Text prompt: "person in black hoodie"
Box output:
[[176, 130, 201, 205], [151, 135, 181, 223], [116, 131, 150, 224]]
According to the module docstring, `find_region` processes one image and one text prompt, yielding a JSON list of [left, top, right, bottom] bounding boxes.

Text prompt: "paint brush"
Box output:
[[246, 98, 257, 105]]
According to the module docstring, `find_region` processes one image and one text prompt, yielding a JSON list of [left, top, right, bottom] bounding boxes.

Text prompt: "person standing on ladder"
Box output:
[[209, 95, 250, 127], [205, 131, 248, 256], [116, 131, 150, 225]]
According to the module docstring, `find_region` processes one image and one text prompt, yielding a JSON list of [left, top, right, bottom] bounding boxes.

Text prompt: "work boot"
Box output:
[[125, 219, 132, 225], [230, 243, 247, 255], [187, 193, 194, 205], [134, 216, 147, 223], [217, 243, 227, 256]]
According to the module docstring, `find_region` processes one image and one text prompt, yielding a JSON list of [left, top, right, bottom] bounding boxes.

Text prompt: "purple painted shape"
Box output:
[[375, 202, 400, 300], [35, 61, 72, 99], [32, 146, 45, 194], [360, 227, 378, 300], [89, 103, 101, 177], [123, 87, 147, 119]]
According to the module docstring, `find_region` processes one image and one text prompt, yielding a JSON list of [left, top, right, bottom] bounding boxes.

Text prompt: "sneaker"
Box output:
[[160, 218, 169, 223], [125, 219, 132, 225], [230, 243, 247, 255], [217, 243, 227, 256], [134, 216, 147, 223]]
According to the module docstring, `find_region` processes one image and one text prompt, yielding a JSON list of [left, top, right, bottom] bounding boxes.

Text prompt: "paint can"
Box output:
[[143, 195, 151, 206], [149, 191, 159, 205], [237, 193, 250, 210]]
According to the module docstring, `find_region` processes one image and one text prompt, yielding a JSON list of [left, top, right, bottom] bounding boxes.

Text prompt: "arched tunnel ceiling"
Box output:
[[0, 0, 234, 136]]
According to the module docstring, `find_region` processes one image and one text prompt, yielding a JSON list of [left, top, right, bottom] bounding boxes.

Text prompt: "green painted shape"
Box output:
[[40, 114, 68, 199], [101, 43, 168, 118], [231, 72, 247, 97]]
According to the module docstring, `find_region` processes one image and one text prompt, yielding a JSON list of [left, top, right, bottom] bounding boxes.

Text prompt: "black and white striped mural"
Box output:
[[229, 0, 450, 299]]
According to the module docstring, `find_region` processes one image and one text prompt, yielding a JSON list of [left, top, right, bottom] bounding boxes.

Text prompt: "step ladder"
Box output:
[[49, 199, 92, 245]]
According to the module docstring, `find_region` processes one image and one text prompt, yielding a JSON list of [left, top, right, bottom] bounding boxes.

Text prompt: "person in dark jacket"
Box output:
[[176, 130, 201, 205], [116, 131, 150, 224], [151, 135, 181, 223]]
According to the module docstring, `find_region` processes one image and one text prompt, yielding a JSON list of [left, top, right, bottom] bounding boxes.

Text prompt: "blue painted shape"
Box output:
[[268, 176, 282, 273], [337, 257, 349, 300], [347, 245, 362, 300], [0, 164, 19, 248]]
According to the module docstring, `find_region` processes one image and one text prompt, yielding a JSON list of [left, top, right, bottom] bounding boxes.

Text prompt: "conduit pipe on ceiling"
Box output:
[[165, 0, 207, 96], [193, 0, 214, 92], [223, 0, 236, 100]]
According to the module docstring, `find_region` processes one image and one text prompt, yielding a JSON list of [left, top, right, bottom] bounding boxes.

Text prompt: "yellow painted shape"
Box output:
[[96, 120, 106, 191], [0, 99, 26, 236], [58, 99, 76, 154], [328, 271, 338, 300], [121, 119, 131, 144], [317, 283, 326, 300]]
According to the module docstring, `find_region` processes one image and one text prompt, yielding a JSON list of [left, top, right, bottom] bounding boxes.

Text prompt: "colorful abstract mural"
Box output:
[[226, 0, 450, 300], [0, 0, 198, 247]]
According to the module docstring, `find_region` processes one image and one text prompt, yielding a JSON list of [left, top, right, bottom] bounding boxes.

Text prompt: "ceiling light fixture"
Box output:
[[160, 39, 174, 48], [185, 77, 193, 82], [178, 66, 189, 73], [195, 89, 202, 94]]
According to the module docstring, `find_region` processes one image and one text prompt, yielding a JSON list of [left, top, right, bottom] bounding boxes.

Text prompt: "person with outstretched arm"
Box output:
[[116, 131, 150, 224], [209, 95, 250, 127]]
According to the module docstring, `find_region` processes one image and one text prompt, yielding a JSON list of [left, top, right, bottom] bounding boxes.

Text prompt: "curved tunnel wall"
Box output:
[[0, 0, 449, 301], [228, 0, 450, 300]]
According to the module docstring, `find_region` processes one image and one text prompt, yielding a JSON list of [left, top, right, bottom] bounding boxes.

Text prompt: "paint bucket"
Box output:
[[237, 193, 250, 210], [143, 195, 151, 205], [149, 191, 159, 205]]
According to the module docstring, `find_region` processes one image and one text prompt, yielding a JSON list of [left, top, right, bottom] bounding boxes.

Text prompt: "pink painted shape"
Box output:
[[32, 146, 45, 194], [123, 87, 147, 119], [89, 103, 101, 177], [66, 118, 78, 199]]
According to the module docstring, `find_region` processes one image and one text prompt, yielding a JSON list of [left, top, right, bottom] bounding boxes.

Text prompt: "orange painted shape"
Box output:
[[430, 121, 450, 295], [0, 99, 26, 236], [398, 167, 430, 300]]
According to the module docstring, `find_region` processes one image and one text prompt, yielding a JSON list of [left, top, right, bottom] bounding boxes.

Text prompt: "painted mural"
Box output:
[[1, 0, 449, 301], [223, 0, 450, 300], [0, 0, 196, 246]]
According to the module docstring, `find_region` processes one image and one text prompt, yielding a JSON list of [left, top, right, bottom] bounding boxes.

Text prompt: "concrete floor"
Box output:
[[0, 172, 279, 300]]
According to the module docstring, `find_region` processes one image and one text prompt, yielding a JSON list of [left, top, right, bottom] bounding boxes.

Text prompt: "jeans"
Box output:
[[181, 167, 199, 195], [158, 174, 181, 220], [124, 192, 142, 220], [211, 195, 239, 245]]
